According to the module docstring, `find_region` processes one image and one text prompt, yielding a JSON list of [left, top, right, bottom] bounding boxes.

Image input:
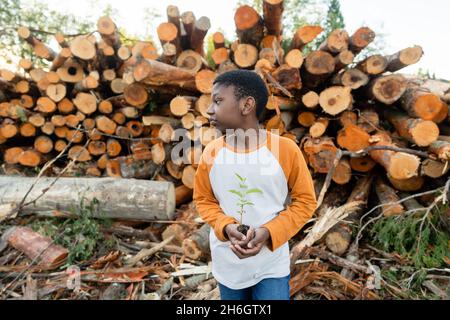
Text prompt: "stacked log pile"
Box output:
[[0, 1, 449, 300]]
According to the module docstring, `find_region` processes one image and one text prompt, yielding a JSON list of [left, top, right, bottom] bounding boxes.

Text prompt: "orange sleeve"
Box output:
[[193, 144, 239, 242], [263, 141, 318, 251]]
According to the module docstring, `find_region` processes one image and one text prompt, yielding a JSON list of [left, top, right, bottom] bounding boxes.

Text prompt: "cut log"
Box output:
[[263, 0, 284, 38], [35, 97, 57, 113], [4, 147, 24, 164], [107, 138, 122, 157], [97, 16, 121, 49], [73, 92, 97, 115], [428, 140, 450, 161], [334, 50, 355, 72], [6, 226, 68, 268], [385, 46, 423, 72], [157, 22, 181, 54], [17, 26, 56, 61], [19, 58, 33, 71], [0, 176, 176, 221], [149, 142, 167, 165], [384, 109, 439, 147], [302, 51, 336, 88], [319, 29, 349, 54], [57, 98, 74, 114], [349, 156, 376, 173], [182, 223, 211, 260], [177, 50, 206, 73], [54, 139, 67, 153], [356, 55, 387, 75], [182, 165, 197, 189], [332, 158, 352, 185], [303, 137, 338, 173], [349, 27, 375, 55], [211, 48, 229, 66], [369, 131, 420, 180], [159, 43, 177, 65], [366, 74, 407, 105], [387, 174, 425, 192], [325, 225, 352, 256], [41, 122, 55, 136], [234, 44, 258, 68], [19, 122, 36, 137], [181, 11, 196, 49], [234, 5, 264, 47], [106, 156, 159, 180], [195, 70, 217, 94], [34, 136, 54, 154], [357, 107, 380, 133], [124, 83, 149, 107], [271, 64, 302, 91], [70, 35, 96, 60], [88, 141, 107, 156], [337, 124, 370, 152], [46, 83, 66, 102], [133, 58, 197, 92], [18, 149, 43, 167], [309, 117, 329, 138], [68, 146, 91, 162], [181, 112, 196, 130], [421, 159, 450, 178], [332, 68, 369, 90], [302, 91, 319, 109], [74, 76, 99, 94], [142, 116, 181, 127], [126, 120, 144, 137], [0, 121, 18, 139], [400, 87, 448, 122], [190, 17, 211, 56], [374, 177, 405, 217], [319, 86, 353, 115], [291, 25, 323, 50], [212, 31, 225, 49], [96, 115, 117, 135]]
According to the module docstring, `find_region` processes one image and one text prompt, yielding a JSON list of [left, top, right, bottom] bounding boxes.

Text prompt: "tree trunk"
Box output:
[[182, 223, 211, 260], [0, 176, 176, 221]]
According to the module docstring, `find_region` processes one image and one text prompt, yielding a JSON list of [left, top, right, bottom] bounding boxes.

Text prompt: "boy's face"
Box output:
[[207, 83, 249, 133]]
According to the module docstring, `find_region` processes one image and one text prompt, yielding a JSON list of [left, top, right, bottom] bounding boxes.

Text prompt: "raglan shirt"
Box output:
[[193, 131, 318, 290]]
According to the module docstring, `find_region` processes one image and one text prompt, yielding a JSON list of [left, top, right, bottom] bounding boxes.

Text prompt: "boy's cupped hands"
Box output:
[[225, 224, 270, 259]]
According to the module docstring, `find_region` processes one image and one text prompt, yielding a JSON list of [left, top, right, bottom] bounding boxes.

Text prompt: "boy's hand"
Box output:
[[225, 224, 255, 247], [230, 227, 270, 259]]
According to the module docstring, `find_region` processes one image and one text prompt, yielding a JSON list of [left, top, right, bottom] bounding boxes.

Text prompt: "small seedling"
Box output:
[[228, 173, 263, 236]]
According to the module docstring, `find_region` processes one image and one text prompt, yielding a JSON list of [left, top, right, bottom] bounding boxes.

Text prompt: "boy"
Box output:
[[193, 70, 317, 300]]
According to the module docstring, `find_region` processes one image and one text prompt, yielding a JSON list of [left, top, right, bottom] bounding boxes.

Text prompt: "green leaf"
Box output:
[[239, 184, 248, 189], [245, 188, 263, 195], [235, 173, 246, 182], [229, 190, 243, 198]]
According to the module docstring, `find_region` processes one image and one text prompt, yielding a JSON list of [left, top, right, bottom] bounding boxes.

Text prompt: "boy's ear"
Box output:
[[240, 96, 257, 116]]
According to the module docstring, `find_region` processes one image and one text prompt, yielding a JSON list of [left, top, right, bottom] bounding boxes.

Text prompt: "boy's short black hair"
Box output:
[[213, 70, 269, 119]]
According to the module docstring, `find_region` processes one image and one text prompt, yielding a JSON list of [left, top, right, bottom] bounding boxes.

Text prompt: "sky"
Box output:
[[7, 0, 450, 80]]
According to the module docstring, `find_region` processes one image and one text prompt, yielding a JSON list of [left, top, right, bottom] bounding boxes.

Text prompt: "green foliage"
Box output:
[[30, 196, 113, 266], [205, 34, 216, 69], [313, 0, 345, 51], [369, 203, 449, 269], [0, 0, 94, 67], [228, 173, 263, 224]]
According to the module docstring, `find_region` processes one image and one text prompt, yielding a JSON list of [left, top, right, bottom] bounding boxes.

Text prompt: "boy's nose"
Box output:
[[207, 104, 215, 116]]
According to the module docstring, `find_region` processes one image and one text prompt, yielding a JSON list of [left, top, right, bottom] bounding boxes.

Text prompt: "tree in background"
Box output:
[[311, 0, 345, 52], [0, 0, 94, 68]]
